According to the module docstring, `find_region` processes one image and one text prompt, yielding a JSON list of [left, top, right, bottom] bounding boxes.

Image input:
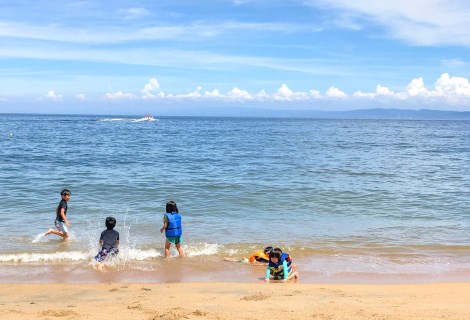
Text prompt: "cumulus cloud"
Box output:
[[326, 86, 347, 98], [104, 91, 137, 101], [204, 89, 220, 97], [406, 77, 430, 97], [228, 87, 253, 100], [273, 84, 312, 101], [95, 74, 470, 109], [43, 90, 63, 101], [141, 78, 163, 99]]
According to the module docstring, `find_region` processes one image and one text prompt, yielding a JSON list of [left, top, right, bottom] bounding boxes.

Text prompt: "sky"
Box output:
[[1, 0, 470, 115]]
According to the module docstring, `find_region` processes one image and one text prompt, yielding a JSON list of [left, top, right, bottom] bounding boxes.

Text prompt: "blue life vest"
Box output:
[[268, 253, 292, 279], [165, 212, 182, 237]]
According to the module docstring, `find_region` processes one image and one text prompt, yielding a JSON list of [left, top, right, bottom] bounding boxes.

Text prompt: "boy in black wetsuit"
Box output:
[[94, 216, 120, 270]]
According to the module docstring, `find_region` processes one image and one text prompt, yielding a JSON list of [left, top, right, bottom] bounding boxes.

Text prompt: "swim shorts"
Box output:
[[166, 236, 182, 244], [94, 247, 119, 263], [54, 220, 69, 234]]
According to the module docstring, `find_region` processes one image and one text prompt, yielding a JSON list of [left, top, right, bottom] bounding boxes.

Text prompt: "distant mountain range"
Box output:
[[263, 108, 470, 120]]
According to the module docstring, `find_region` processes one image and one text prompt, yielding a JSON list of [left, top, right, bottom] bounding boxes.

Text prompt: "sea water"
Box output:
[[0, 113, 469, 283]]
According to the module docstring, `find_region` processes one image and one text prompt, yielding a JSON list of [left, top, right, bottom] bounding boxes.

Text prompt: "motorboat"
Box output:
[[143, 114, 155, 121]]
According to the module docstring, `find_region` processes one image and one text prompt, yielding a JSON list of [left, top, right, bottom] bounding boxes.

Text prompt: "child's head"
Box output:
[[264, 246, 273, 255], [105, 216, 116, 230], [166, 201, 178, 213], [269, 247, 283, 263], [60, 189, 71, 199]]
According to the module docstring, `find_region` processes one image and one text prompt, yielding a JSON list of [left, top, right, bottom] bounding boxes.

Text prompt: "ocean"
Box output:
[[0, 113, 469, 283]]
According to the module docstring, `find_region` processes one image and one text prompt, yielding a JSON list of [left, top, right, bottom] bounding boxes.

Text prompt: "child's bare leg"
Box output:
[[288, 271, 299, 280], [164, 240, 171, 258], [45, 229, 67, 238], [176, 242, 184, 257]]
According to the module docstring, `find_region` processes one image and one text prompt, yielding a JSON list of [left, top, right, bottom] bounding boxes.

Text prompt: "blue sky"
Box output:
[[1, 0, 470, 115]]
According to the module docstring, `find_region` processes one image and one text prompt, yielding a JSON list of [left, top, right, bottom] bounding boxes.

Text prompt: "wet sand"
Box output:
[[1, 282, 469, 320]]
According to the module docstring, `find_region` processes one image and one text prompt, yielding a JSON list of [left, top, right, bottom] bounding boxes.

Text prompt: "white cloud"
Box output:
[[273, 84, 312, 101], [435, 73, 470, 96], [309, 89, 322, 99], [141, 78, 163, 99], [75, 93, 87, 100], [118, 8, 151, 20], [43, 90, 63, 101], [375, 85, 395, 96], [326, 86, 347, 98], [274, 84, 293, 100], [228, 87, 253, 100], [104, 91, 137, 101], [353, 90, 374, 98], [167, 86, 203, 99], [307, 0, 470, 46], [406, 77, 429, 97], [204, 89, 221, 97], [34, 73, 470, 110]]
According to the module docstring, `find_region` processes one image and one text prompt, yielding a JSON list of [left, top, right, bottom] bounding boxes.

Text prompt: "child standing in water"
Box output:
[[94, 216, 120, 270], [265, 247, 299, 282], [45, 189, 72, 239], [160, 201, 184, 258]]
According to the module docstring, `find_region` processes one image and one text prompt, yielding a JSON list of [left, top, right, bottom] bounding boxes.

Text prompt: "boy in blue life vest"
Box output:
[[265, 247, 299, 282], [159, 201, 184, 258]]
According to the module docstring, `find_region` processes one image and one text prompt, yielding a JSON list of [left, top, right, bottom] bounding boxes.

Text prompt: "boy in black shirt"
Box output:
[[45, 189, 71, 239], [94, 216, 120, 270]]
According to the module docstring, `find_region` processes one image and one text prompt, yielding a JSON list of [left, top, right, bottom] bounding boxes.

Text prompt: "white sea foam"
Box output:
[[185, 243, 221, 257], [124, 248, 162, 261], [132, 118, 157, 122], [99, 118, 128, 122], [0, 251, 89, 263]]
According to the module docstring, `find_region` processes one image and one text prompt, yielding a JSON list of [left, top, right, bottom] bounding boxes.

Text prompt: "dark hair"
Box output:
[[166, 201, 179, 213], [270, 247, 283, 260], [105, 216, 116, 230], [60, 189, 71, 196], [264, 246, 273, 255]]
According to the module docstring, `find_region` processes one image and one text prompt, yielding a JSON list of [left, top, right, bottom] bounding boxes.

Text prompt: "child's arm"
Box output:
[[265, 267, 270, 282], [115, 240, 120, 248], [283, 260, 289, 280], [59, 207, 70, 227], [160, 216, 168, 233]]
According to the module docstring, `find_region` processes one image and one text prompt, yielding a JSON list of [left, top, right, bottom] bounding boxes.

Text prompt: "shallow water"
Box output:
[[0, 114, 469, 283]]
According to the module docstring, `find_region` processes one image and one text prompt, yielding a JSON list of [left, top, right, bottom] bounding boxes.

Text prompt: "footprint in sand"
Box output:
[[39, 310, 79, 317], [241, 292, 270, 301]]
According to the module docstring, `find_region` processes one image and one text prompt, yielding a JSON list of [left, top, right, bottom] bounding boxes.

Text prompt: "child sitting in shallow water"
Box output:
[[94, 217, 119, 270], [265, 247, 299, 282]]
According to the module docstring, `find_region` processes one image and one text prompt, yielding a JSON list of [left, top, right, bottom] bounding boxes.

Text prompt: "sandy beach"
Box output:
[[1, 282, 469, 320]]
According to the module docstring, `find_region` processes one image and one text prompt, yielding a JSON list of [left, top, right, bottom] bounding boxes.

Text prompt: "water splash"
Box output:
[[32, 233, 46, 243]]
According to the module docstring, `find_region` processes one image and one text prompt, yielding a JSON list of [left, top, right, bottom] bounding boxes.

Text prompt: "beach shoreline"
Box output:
[[1, 281, 469, 320]]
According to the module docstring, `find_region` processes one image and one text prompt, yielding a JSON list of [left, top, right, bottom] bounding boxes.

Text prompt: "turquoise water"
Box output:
[[0, 114, 469, 283]]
